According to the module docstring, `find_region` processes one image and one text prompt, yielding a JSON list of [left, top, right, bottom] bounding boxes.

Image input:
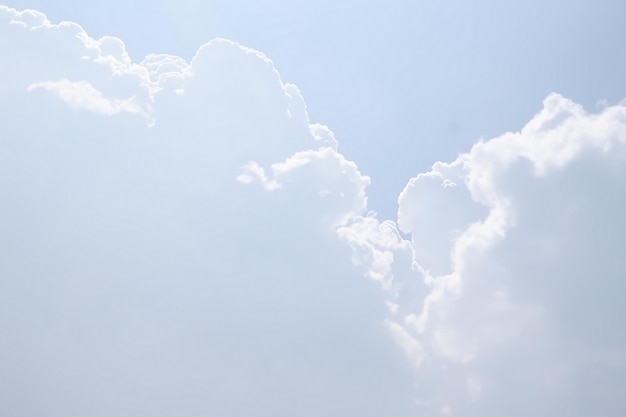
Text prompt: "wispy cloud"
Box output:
[[28, 79, 144, 116]]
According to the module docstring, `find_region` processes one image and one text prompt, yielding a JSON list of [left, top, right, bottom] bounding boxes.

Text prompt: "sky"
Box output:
[[4, 0, 626, 219], [2, 2, 626, 417]]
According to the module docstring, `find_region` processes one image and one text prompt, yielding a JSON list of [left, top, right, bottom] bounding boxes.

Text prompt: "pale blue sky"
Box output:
[[6, 0, 626, 218]]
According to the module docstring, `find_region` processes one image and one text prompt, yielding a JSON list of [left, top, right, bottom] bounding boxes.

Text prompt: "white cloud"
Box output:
[[3, 4, 626, 417], [363, 93, 626, 416], [236, 160, 281, 190], [27, 79, 145, 116], [4, 6, 48, 28], [0, 5, 416, 417]]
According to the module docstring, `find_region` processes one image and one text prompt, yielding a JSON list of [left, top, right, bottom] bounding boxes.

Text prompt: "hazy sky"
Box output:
[[2, 3, 626, 417]]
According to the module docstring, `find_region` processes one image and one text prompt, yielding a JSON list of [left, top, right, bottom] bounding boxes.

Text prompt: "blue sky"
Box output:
[[6, 0, 626, 218], [3, 2, 626, 416]]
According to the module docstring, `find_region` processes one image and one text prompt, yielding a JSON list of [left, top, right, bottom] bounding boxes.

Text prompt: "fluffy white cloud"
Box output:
[[3, 4, 626, 417], [351, 93, 626, 416], [0, 5, 416, 417]]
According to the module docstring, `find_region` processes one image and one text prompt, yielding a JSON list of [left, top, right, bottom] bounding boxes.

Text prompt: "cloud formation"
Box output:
[[0, 6, 415, 417], [2, 4, 626, 417], [351, 93, 626, 416]]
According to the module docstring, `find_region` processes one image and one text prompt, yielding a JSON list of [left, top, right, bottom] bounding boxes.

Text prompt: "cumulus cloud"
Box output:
[[0, 5, 416, 417], [345, 93, 626, 416], [3, 4, 626, 417]]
